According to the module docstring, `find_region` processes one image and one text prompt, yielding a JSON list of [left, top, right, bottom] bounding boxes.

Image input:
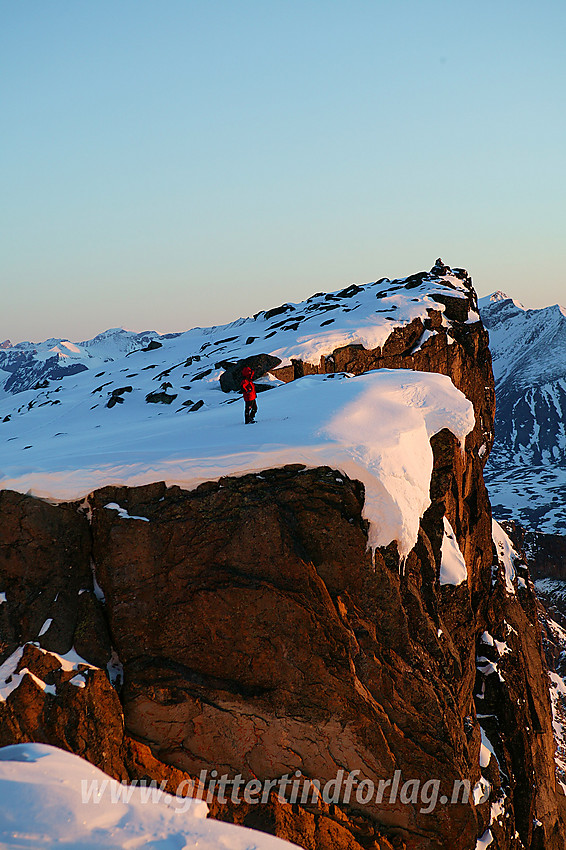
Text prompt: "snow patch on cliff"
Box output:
[[439, 518, 467, 585], [104, 503, 150, 522], [492, 520, 517, 594], [549, 669, 566, 794], [0, 645, 96, 703]]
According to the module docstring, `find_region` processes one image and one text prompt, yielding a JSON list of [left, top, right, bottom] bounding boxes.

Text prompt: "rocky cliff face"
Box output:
[[501, 522, 566, 583], [1, 266, 564, 850]]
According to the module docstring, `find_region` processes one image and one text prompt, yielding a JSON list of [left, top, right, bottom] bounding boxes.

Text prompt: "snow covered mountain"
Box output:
[[3, 264, 566, 848], [0, 265, 474, 399], [479, 292, 566, 534], [0, 261, 483, 554], [0, 328, 174, 395]]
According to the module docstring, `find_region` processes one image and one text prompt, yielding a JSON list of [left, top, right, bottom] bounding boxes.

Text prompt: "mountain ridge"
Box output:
[[0, 260, 494, 505], [478, 292, 566, 535]]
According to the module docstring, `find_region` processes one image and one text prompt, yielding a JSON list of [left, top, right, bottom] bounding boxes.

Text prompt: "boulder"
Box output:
[[145, 391, 177, 404], [219, 354, 282, 393]]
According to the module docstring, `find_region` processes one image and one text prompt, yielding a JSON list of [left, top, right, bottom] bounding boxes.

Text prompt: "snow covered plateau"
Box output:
[[0, 263, 477, 557]]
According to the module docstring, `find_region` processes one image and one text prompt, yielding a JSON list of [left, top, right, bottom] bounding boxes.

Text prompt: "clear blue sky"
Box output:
[[2, 0, 565, 343]]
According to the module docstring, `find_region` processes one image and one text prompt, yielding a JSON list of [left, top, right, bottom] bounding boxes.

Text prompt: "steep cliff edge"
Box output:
[[0, 264, 564, 849]]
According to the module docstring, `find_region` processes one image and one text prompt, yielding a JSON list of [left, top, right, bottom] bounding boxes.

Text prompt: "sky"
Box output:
[[1, 0, 565, 344]]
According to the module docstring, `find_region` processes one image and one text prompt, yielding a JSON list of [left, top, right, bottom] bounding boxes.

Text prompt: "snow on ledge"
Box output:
[[0, 371, 474, 559], [38, 618, 53, 637], [0, 644, 97, 703], [475, 827, 494, 850], [439, 517, 468, 586], [492, 519, 517, 594], [104, 502, 150, 522]]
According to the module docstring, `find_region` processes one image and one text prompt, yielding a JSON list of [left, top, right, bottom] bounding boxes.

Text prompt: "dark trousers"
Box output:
[[245, 400, 257, 423]]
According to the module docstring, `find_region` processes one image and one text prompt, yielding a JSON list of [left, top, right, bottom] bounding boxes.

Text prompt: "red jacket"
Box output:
[[241, 367, 256, 401], [241, 378, 256, 401]]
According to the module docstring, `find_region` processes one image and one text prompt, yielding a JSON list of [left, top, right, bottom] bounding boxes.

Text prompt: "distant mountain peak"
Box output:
[[479, 293, 566, 535], [0, 339, 12, 349], [478, 292, 526, 320]]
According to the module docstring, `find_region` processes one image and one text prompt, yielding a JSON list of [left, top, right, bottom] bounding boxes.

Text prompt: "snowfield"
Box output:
[[0, 743, 298, 850], [0, 370, 473, 558], [0, 266, 477, 557]]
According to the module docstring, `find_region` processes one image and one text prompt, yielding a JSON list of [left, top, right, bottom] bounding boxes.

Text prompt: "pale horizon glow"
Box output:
[[2, 0, 565, 344]]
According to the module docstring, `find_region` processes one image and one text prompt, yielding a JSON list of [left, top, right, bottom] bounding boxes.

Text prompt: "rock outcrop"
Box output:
[[219, 353, 283, 392], [269, 266, 494, 459], [501, 522, 566, 582], [1, 266, 564, 849]]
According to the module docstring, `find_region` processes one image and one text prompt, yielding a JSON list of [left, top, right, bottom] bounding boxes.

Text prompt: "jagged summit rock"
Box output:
[[431, 257, 450, 276]]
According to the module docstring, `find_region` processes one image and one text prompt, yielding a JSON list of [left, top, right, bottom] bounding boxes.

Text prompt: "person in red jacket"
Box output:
[[241, 366, 257, 424]]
